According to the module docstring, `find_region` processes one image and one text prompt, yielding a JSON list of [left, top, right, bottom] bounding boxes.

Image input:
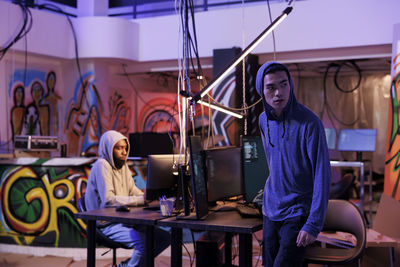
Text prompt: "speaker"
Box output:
[[212, 47, 242, 78]]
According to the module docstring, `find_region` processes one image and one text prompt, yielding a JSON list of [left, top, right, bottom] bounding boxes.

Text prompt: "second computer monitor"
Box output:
[[204, 146, 243, 204], [146, 154, 179, 201], [241, 135, 269, 203]]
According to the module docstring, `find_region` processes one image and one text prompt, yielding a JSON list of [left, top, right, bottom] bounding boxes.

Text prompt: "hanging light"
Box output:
[[198, 100, 243, 119], [192, 5, 293, 103]]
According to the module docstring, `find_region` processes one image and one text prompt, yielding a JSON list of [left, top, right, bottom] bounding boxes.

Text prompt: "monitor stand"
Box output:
[[176, 212, 199, 220], [178, 164, 191, 216], [356, 151, 363, 162]]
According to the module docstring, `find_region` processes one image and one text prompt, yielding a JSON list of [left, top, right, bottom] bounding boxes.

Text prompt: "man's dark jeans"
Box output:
[[262, 215, 307, 267]]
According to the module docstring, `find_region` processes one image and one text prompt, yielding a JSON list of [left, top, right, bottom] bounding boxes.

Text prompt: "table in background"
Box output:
[[330, 160, 373, 227], [74, 207, 163, 267], [158, 210, 263, 267]]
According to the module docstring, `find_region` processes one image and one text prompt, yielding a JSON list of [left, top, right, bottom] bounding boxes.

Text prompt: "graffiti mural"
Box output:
[[137, 96, 179, 133], [0, 164, 89, 247], [211, 72, 240, 146], [9, 69, 60, 139], [0, 159, 147, 247], [65, 72, 132, 156], [385, 49, 400, 200]]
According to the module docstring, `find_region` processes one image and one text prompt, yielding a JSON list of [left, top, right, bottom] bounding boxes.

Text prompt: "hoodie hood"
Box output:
[[255, 61, 298, 119], [98, 130, 130, 169]]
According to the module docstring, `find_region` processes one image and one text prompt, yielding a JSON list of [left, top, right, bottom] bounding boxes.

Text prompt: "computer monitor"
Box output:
[[187, 135, 209, 220], [204, 146, 243, 205], [145, 154, 179, 201], [129, 132, 173, 157], [241, 135, 269, 203], [324, 128, 337, 150], [337, 129, 377, 161]]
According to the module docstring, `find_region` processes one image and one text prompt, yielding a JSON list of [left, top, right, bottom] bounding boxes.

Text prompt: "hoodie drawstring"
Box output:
[[267, 115, 286, 147], [267, 118, 274, 147]]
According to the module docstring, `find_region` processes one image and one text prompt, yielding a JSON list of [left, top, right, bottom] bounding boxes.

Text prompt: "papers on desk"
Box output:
[[317, 231, 356, 249], [367, 229, 399, 247]]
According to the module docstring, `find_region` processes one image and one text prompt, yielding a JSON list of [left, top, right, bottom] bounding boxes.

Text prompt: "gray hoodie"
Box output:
[[85, 130, 143, 211]]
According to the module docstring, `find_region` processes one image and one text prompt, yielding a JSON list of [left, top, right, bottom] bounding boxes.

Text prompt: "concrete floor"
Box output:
[[0, 231, 265, 267]]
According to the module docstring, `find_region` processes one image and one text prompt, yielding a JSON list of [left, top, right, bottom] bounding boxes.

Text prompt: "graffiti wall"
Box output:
[[385, 23, 400, 200], [8, 69, 60, 139], [0, 158, 147, 247], [5, 62, 133, 157]]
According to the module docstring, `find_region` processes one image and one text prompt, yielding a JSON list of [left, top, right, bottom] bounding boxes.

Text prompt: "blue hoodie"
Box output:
[[256, 62, 331, 237]]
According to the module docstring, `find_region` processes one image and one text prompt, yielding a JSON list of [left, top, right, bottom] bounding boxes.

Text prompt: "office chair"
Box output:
[[77, 194, 131, 266], [329, 173, 356, 200], [304, 199, 366, 266]]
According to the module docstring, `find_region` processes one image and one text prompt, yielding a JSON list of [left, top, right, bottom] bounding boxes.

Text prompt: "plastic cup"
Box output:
[[160, 199, 174, 216]]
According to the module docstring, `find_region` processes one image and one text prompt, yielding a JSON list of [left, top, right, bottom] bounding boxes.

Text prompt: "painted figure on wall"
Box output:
[[44, 71, 61, 136], [9, 70, 60, 140], [65, 72, 132, 157], [30, 81, 50, 136], [65, 74, 102, 156], [108, 92, 131, 136], [10, 85, 25, 139]]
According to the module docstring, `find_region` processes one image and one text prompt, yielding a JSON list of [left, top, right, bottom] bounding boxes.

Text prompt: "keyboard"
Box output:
[[143, 200, 160, 211], [236, 203, 262, 218]]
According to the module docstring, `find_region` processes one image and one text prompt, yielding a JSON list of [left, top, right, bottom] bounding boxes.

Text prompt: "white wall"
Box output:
[[133, 0, 400, 61], [1, 0, 399, 63]]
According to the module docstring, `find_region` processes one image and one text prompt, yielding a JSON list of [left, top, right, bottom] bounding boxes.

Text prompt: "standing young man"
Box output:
[[85, 130, 170, 267], [256, 62, 331, 266]]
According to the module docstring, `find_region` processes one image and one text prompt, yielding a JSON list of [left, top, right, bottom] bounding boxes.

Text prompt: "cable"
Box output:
[[266, 0, 277, 61], [0, 1, 33, 61], [321, 61, 361, 127]]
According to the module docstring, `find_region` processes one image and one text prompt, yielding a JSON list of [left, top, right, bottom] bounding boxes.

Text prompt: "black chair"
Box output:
[[304, 199, 366, 266], [329, 173, 356, 200], [77, 194, 131, 266]]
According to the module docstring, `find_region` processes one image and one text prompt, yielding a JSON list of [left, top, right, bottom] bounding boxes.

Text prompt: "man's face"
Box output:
[[113, 139, 128, 162], [263, 70, 290, 117]]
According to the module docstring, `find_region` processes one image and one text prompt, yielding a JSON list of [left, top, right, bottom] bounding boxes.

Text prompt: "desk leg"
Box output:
[[239, 233, 252, 267], [145, 225, 154, 267], [389, 247, 394, 267], [87, 220, 96, 267], [225, 232, 232, 265], [360, 164, 365, 219], [171, 228, 182, 267]]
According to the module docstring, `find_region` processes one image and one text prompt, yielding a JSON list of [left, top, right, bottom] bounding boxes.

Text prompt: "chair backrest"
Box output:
[[324, 199, 366, 262], [77, 194, 131, 250]]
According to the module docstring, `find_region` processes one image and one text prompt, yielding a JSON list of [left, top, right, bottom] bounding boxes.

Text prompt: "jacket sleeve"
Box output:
[[301, 120, 331, 237], [91, 159, 116, 208]]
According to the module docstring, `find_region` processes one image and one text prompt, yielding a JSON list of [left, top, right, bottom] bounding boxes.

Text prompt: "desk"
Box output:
[[330, 160, 373, 227], [158, 210, 263, 267], [74, 207, 163, 267]]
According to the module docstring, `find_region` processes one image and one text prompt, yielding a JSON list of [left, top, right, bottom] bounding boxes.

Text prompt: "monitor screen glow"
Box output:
[[337, 129, 377, 152], [324, 128, 337, 150]]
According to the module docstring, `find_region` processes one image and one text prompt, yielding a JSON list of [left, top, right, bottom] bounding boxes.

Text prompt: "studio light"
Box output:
[[193, 5, 293, 103], [198, 100, 243, 119]]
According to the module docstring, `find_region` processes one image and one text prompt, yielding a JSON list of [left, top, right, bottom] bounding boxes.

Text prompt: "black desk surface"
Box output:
[[158, 210, 263, 234], [74, 207, 164, 225]]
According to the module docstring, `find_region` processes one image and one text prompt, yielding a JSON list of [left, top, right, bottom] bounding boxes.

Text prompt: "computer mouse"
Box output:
[[116, 205, 130, 212]]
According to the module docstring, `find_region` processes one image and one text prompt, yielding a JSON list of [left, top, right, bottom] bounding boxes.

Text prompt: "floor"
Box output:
[[0, 231, 266, 267], [0, 184, 384, 267]]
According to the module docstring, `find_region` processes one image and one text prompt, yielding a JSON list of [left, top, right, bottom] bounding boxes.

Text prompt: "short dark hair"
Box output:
[[263, 63, 290, 81]]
